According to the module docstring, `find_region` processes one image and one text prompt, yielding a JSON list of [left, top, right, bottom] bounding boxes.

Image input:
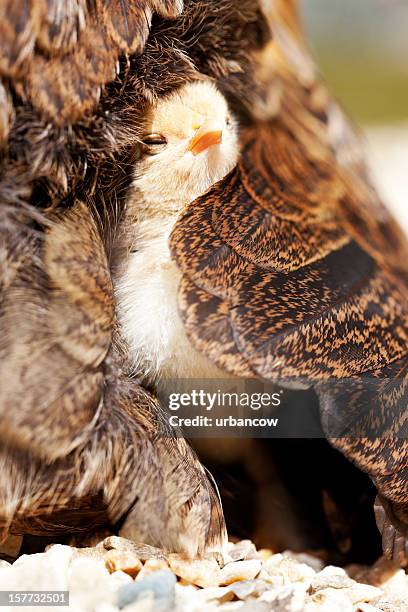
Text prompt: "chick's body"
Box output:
[[116, 82, 239, 382]]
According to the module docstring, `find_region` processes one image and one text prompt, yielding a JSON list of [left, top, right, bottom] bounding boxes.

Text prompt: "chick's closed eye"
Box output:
[[141, 133, 168, 154]]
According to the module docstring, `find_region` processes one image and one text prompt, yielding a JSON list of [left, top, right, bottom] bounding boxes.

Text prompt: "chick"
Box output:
[[116, 81, 239, 382]]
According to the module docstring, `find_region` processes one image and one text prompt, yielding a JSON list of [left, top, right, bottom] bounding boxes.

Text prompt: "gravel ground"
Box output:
[[0, 537, 407, 611]]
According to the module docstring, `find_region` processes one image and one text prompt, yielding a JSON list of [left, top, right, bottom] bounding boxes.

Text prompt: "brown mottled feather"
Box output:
[[170, 0, 408, 563], [258, 0, 408, 292], [1, 373, 225, 555], [0, 202, 113, 461], [0, 80, 13, 147], [171, 194, 408, 382], [0, 0, 268, 553], [36, 0, 88, 53], [1, 0, 407, 564], [0, 0, 184, 123], [99, 0, 153, 56], [0, 201, 225, 554]]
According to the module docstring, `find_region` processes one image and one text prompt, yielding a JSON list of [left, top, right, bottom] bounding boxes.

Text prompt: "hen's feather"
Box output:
[[0, 200, 226, 555], [0, 0, 268, 555], [169, 0, 408, 562], [0, 0, 184, 123]]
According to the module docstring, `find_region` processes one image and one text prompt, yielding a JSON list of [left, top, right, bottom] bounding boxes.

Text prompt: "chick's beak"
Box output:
[[188, 121, 223, 156]]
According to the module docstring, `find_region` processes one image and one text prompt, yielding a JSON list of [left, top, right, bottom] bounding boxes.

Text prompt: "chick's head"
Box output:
[[135, 81, 239, 209]]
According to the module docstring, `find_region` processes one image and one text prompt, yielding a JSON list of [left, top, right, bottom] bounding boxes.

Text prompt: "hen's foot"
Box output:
[[374, 496, 408, 567]]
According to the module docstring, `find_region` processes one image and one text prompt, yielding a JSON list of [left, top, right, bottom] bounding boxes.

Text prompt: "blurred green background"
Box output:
[[303, 0, 408, 124]]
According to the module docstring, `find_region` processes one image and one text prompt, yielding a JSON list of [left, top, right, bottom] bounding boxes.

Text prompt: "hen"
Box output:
[[0, 0, 407, 565]]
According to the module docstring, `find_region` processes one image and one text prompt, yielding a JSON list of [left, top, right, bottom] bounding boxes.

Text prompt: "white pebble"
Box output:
[[343, 583, 383, 605], [219, 560, 262, 586], [69, 558, 114, 610], [167, 554, 221, 588], [3, 548, 69, 590], [283, 551, 324, 573], [229, 580, 267, 600], [0, 560, 11, 569], [264, 555, 315, 586], [228, 540, 259, 562], [261, 584, 306, 612], [381, 568, 408, 603], [109, 570, 134, 591], [310, 587, 354, 612], [310, 566, 354, 591], [198, 586, 235, 603]]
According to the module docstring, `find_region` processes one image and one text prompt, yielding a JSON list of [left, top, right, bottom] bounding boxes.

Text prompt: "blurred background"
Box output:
[[303, 0, 408, 234]]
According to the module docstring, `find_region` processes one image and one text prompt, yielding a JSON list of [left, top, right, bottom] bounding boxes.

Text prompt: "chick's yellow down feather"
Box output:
[[115, 82, 239, 383]]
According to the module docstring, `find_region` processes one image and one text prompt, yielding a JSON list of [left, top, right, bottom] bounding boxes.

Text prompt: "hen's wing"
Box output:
[[256, 0, 408, 288], [170, 0, 408, 562], [170, 112, 408, 382]]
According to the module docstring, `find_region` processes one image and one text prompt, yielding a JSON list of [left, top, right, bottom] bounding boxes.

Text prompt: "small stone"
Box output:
[[174, 582, 207, 610], [310, 566, 354, 591], [381, 568, 408, 603], [167, 554, 221, 588], [69, 557, 114, 609], [103, 537, 165, 561], [68, 546, 110, 561], [219, 560, 262, 586], [45, 544, 74, 570], [136, 559, 171, 580], [264, 555, 315, 586], [229, 580, 268, 600], [109, 570, 134, 591], [258, 549, 273, 562], [117, 569, 176, 609], [283, 551, 324, 573], [105, 550, 143, 578], [261, 584, 306, 612], [343, 583, 383, 605], [199, 585, 235, 603], [257, 568, 285, 588], [0, 560, 11, 569], [121, 593, 155, 611], [228, 540, 259, 562], [310, 588, 354, 612], [2, 545, 71, 590]]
